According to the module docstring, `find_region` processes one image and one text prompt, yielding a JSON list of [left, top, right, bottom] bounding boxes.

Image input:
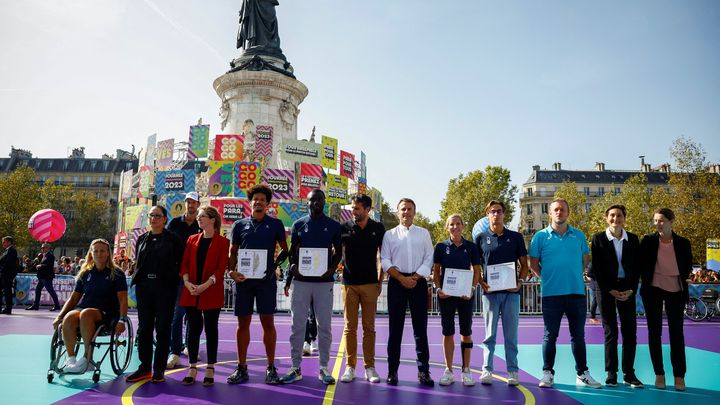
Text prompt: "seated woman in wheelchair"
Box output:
[[52, 238, 128, 373]]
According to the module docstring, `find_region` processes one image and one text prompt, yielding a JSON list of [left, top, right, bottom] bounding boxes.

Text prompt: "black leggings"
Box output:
[[185, 307, 220, 365]]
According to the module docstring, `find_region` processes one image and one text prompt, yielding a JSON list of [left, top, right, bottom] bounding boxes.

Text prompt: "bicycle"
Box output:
[[684, 288, 719, 321]]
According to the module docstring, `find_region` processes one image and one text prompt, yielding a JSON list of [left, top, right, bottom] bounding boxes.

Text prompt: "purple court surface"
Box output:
[[1, 311, 718, 404]]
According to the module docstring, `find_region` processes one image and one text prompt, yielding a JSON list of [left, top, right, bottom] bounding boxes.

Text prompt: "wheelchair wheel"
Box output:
[[49, 327, 79, 381], [684, 297, 707, 321], [110, 317, 134, 375]]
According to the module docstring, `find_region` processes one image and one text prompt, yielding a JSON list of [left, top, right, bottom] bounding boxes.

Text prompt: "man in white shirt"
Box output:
[[381, 198, 435, 387]]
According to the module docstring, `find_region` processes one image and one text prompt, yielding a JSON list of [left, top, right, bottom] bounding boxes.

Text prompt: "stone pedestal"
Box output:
[[213, 70, 308, 170]]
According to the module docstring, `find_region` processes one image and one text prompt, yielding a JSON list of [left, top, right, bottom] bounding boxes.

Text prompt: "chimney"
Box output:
[[532, 165, 540, 171], [594, 162, 605, 171], [552, 162, 562, 171]]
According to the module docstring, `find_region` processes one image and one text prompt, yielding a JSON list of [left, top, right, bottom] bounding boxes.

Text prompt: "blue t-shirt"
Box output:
[[74, 267, 128, 315], [433, 239, 481, 289], [529, 225, 589, 297], [475, 229, 528, 295], [290, 215, 341, 283], [231, 215, 286, 279]]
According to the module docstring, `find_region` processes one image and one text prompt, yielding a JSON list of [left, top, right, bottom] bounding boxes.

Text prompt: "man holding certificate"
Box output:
[[474, 200, 528, 386], [282, 189, 342, 385], [432, 214, 485, 387], [381, 198, 435, 387], [227, 184, 289, 385]]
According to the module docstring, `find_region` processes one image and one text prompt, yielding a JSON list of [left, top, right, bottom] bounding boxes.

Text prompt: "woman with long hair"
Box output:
[[51, 239, 128, 374], [640, 208, 693, 391], [179, 206, 229, 386]]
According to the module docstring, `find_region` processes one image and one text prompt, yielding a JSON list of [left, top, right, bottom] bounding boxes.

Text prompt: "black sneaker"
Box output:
[[49, 306, 61, 311], [606, 371, 618, 387], [125, 369, 152, 383], [623, 373, 644, 388], [227, 364, 249, 384], [418, 371, 434, 387], [265, 365, 281, 385]]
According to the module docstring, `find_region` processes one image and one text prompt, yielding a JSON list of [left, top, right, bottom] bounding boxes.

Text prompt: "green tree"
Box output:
[[437, 166, 517, 241], [380, 201, 399, 230], [553, 181, 589, 239], [0, 166, 42, 249], [587, 174, 655, 238]]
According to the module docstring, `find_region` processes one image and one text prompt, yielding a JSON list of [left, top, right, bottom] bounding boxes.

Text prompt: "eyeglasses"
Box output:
[[489, 209, 504, 215], [148, 213, 164, 219]]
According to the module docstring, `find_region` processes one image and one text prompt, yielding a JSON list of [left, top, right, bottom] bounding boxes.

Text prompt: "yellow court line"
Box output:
[[322, 336, 346, 405]]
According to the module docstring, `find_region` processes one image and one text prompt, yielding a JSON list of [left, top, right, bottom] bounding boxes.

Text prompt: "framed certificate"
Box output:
[[299, 247, 328, 277], [486, 261, 517, 292], [442, 268, 474, 297], [237, 249, 268, 279]]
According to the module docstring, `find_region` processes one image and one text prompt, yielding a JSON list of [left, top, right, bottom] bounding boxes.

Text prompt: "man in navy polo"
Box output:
[[529, 198, 601, 389], [475, 200, 528, 386], [281, 189, 342, 385], [226, 184, 288, 385]]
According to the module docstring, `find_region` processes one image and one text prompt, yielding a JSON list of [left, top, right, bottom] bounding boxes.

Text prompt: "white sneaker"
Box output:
[[480, 370, 493, 385], [61, 356, 77, 371], [166, 354, 180, 369], [461, 368, 475, 386], [364, 367, 381, 383], [182, 347, 189, 356], [507, 371, 519, 386], [303, 342, 312, 355], [576, 371, 602, 388], [310, 341, 318, 353], [340, 367, 355, 382], [439, 368, 454, 386], [539, 370, 554, 388], [64, 357, 89, 374]]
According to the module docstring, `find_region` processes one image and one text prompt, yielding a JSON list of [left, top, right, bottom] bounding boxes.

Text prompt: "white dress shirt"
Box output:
[[605, 227, 628, 279], [380, 224, 434, 277]]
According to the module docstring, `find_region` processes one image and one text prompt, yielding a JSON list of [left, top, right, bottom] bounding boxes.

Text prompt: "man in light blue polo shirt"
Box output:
[[529, 198, 601, 389]]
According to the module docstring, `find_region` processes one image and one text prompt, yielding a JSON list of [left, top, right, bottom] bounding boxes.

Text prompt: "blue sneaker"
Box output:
[[281, 367, 302, 384]]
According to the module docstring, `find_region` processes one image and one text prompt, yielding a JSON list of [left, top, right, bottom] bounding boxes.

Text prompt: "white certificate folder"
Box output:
[[486, 261, 517, 292], [442, 268, 474, 297]]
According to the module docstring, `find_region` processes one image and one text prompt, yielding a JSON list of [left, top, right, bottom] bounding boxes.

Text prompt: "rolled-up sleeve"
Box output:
[[414, 228, 434, 277], [380, 231, 395, 272]]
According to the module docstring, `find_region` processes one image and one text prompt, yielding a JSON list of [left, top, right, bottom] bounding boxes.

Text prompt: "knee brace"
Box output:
[[461, 341, 473, 368]]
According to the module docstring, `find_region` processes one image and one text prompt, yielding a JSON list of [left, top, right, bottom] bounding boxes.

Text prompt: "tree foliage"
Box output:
[[0, 166, 43, 249], [586, 174, 655, 238], [553, 181, 589, 238], [437, 166, 517, 242]]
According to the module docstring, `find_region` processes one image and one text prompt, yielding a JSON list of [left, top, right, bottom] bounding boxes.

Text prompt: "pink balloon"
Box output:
[[28, 209, 66, 242]]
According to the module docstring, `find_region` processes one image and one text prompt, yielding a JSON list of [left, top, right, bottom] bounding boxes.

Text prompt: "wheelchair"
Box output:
[[684, 288, 720, 322], [48, 315, 134, 383]]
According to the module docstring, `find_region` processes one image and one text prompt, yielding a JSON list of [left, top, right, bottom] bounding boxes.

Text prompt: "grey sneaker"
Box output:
[[319, 367, 336, 385], [281, 367, 302, 384], [576, 371, 602, 388], [166, 354, 181, 369], [364, 367, 381, 383], [340, 367, 355, 383], [480, 370, 493, 385], [507, 371, 519, 386], [439, 368, 454, 386], [539, 370, 554, 388], [461, 368, 475, 386]]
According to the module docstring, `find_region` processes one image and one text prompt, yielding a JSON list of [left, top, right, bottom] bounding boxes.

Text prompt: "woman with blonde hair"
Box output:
[[51, 239, 128, 373]]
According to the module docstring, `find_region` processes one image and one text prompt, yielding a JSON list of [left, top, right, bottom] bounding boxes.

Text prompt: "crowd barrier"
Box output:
[[13, 274, 719, 316]]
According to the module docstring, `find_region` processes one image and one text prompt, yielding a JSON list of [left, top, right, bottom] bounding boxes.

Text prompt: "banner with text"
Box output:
[[214, 134, 244, 162], [208, 161, 235, 197], [340, 150, 355, 179], [300, 163, 323, 199], [188, 124, 209, 159], [155, 169, 195, 195], [360, 151, 367, 179], [281, 139, 321, 165], [263, 168, 294, 201], [234, 161, 262, 198], [321, 136, 338, 169], [255, 125, 274, 161], [210, 199, 251, 225], [165, 194, 186, 218], [138, 166, 153, 199], [326, 174, 348, 204], [156, 138, 174, 170]]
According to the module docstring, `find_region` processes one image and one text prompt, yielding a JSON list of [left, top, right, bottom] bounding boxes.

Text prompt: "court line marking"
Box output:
[[322, 336, 346, 405]]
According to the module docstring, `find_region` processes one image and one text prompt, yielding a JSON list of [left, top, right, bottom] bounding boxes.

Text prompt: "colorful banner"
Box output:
[[321, 136, 338, 169], [281, 139, 321, 165], [210, 199, 251, 225], [120, 169, 133, 200], [155, 169, 195, 195], [360, 151, 367, 179], [234, 161, 262, 198], [369, 187, 382, 212], [357, 177, 367, 195], [263, 168, 294, 201], [277, 202, 309, 228], [138, 166, 153, 199], [708, 239, 720, 271], [340, 150, 355, 179], [207, 161, 235, 197], [144, 133, 157, 167], [188, 124, 209, 159], [340, 209, 353, 223], [156, 138, 174, 170], [165, 194, 186, 219], [326, 174, 348, 204], [255, 125, 274, 160], [299, 163, 323, 199], [124, 205, 149, 232], [214, 135, 244, 162]]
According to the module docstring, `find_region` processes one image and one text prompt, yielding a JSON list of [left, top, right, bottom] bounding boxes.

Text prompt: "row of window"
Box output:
[[37, 176, 120, 187]]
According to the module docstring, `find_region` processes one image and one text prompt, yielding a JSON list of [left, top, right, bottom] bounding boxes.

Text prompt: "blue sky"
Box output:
[[1, 0, 718, 226]]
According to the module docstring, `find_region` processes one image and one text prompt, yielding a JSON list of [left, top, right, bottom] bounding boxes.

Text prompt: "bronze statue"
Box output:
[[237, 0, 284, 59]]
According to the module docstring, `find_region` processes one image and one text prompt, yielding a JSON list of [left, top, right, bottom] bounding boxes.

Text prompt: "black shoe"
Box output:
[[151, 371, 166, 383], [126, 369, 152, 383], [1, 309, 11, 315], [606, 371, 618, 387], [203, 366, 215, 387], [386, 372, 398, 386], [49, 306, 61, 311], [265, 365, 281, 385], [623, 374, 644, 388], [227, 364, 249, 384], [418, 371, 434, 387], [25, 306, 38, 310]]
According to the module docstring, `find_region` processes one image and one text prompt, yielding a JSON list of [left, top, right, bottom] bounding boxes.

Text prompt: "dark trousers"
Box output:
[[169, 282, 188, 355], [305, 300, 317, 343], [136, 282, 177, 374], [1, 272, 16, 310], [599, 280, 637, 374], [542, 294, 587, 375], [33, 277, 60, 307], [186, 307, 220, 364], [387, 277, 429, 374], [642, 287, 686, 377], [589, 279, 600, 318]]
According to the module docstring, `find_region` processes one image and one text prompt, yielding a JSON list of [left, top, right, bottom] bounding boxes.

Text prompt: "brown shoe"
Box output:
[[655, 375, 666, 389], [674, 377, 685, 391]]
